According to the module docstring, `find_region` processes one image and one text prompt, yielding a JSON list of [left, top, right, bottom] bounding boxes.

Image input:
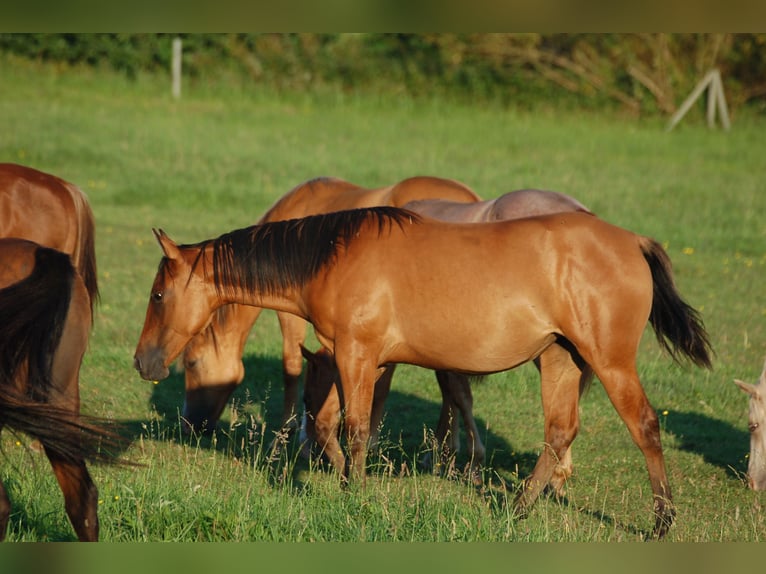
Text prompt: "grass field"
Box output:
[[1, 53, 765, 542]]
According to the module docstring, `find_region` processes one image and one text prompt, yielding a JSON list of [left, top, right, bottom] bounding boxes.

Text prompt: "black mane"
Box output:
[[187, 206, 420, 299]]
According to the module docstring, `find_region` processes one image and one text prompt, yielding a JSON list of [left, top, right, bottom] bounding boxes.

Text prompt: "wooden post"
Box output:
[[172, 37, 182, 100], [666, 69, 730, 131]]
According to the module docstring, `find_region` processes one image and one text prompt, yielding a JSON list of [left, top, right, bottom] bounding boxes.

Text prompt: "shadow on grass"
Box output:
[[132, 352, 541, 485], [112, 354, 747, 540], [661, 408, 749, 478]]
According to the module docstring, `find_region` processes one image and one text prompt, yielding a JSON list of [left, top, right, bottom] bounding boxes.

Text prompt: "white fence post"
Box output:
[[172, 37, 182, 99], [666, 69, 730, 131]]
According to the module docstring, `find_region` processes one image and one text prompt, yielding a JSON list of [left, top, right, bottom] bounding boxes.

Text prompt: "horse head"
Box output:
[[133, 229, 218, 382], [734, 356, 766, 490]]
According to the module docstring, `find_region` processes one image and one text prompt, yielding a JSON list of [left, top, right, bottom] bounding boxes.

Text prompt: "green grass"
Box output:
[[1, 53, 765, 541]]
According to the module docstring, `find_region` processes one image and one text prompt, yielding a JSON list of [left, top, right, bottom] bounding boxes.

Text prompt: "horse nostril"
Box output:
[[133, 355, 142, 372]]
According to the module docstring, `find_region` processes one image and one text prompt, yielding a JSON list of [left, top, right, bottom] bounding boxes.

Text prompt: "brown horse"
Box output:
[[734, 358, 766, 490], [0, 239, 121, 541], [301, 189, 593, 480], [134, 207, 712, 538], [0, 163, 99, 314], [179, 176, 480, 434]]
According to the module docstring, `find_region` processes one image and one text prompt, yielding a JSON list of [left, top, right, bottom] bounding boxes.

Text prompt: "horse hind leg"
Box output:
[[516, 342, 583, 517], [595, 363, 675, 539], [45, 449, 99, 541]]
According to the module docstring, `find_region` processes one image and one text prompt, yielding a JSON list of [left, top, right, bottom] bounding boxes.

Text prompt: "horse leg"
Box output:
[[532, 357, 593, 497], [45, 449, 99, 541], [0, 466, 9, 541], [335, 353, 378, 483], [595, 364, 674, 538], [278, 312, 308, 431], [431, 371, 485, 481], [516, 343, 582, 517], [445, 372, 485, 476], [369, 364, 395, 452], [432, 370, 460, 465], [312, 386, 346, 473]]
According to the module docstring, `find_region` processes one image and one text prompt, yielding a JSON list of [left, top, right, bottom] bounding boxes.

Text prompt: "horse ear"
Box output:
[[734, 379, 758, 396], [153, 228, 181, 260]]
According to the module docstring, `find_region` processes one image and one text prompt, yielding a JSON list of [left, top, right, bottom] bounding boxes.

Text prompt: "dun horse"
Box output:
[[301, 189, 592, 482], [734, 358, 766, 490], [178, 176, 481, 456], [0, 163, 99, 313], [134, 207, 712, 538], [0, 239, 122, 541]]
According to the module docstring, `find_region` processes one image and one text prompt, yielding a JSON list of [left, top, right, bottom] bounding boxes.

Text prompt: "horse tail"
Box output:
[[0, 246, 75, 400], [0, 389, 126, 465], [639, 237, 713, 369], [0, 246, 126, 465], [67, 182, 99, 315]]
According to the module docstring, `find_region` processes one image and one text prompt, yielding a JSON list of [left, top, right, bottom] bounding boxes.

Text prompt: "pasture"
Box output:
[[0, 54, 764, 541]]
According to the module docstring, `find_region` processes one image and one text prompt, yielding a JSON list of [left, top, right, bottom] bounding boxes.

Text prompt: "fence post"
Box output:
[[172, 37, 182, 99], [666, 69, 730, 131]]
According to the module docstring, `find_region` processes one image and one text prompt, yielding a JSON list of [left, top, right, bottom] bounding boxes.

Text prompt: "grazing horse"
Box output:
[[134, 207, 712, 538], [0, 163, 99, 313], [179, 176, 481, 436], [734, 358, 766, 490], [301, 189, 593, 481], [0, 239, 122, 541]]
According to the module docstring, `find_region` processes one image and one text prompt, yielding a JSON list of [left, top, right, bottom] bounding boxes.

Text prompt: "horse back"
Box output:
[[306, 212, 651, 372], [260, 176, 479, 224]]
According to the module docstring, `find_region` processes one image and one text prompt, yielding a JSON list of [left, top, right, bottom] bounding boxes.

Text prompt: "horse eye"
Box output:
[[152, 291, 164, 303]]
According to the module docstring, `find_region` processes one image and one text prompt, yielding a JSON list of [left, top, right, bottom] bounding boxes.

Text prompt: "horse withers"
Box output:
[[0, 239, 123, 541], [134, 207, 712, 538], [734, 358, 766, 490]]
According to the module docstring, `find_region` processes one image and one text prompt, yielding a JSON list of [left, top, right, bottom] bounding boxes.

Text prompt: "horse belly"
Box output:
[[389, 300, 557, 374]]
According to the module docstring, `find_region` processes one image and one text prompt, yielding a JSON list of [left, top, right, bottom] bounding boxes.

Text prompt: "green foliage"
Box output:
[[0, 57, 764, 541], [1, 33, 765, 113]]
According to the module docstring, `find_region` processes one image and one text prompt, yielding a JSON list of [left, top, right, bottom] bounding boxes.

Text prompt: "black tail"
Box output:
[[0, 389, 126, 464], [0, 246, 126, 464], [640, 237, 713, 369]]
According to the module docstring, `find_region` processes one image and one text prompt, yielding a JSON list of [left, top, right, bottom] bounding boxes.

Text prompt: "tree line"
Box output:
[[2, 33, 764, 114]]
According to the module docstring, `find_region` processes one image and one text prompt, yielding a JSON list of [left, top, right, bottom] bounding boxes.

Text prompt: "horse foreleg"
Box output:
[[45, 450, 99, 542], [516, 343, 582, 517], [597, 365, 674, 539], [278, 312, 308, 431], [336, 354, 378, 483]]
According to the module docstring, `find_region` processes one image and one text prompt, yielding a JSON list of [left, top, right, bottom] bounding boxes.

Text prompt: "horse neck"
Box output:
[[213, 277, 307, 319]]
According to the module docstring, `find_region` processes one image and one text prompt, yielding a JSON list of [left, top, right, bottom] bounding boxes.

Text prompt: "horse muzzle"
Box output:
[[133, 348, 171, 381]]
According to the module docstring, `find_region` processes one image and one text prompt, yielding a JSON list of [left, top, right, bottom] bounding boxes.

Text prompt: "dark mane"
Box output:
[[190, 206, 420, 298]]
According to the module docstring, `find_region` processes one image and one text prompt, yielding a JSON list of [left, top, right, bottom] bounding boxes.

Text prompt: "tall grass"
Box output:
[[0, 54, 764, 541]]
